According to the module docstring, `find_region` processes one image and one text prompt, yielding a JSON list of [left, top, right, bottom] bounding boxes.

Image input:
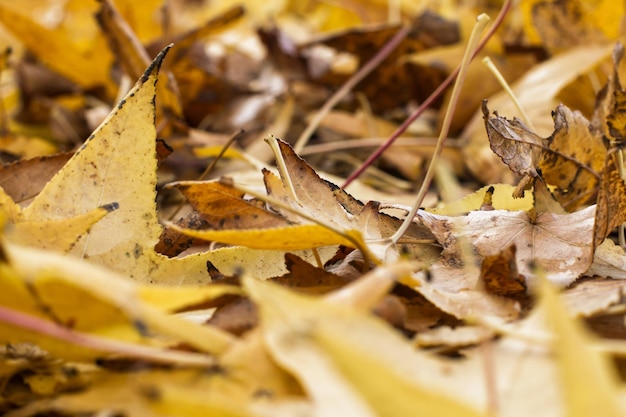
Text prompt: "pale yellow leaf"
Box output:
[[168, 222, 364, 251], [537, 275, 624, 417], [417, 205, 595, 286], [245, 276, 487, 416]]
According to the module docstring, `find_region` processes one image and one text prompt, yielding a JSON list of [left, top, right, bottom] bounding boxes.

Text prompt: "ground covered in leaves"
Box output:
[[2, 0, 626, 416]]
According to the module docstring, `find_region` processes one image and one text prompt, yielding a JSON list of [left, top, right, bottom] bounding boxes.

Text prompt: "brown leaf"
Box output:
[[171, 180, 290, 230], [479, 244, 528, 298], [0, 152, 73, 204], [539, 105, 605, 210], [594, 155, 626, 249], [301, 10, 459, 111], [155, 210, 208, 257], [417, 204, 596, 287], [96, 0, 183, 119], [482, 100, 545, 177], [273, 253, 352, 294], [529, 0, 609, 52]]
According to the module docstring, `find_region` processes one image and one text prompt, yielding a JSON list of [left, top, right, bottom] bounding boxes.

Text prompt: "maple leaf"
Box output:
[[416, 203, 595, 287]]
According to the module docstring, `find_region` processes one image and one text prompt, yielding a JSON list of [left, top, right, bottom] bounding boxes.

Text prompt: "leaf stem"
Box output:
[[342, 0, 513, 188], [390, 13, 491, 245], [0, 304, 214, 366], [482, 56, 535, 130]]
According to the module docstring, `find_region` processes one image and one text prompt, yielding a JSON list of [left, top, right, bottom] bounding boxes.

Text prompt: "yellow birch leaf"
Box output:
[[246, 276, 486, 417], [537, 275, 624, 417], [5, 241, 235, 355], [8, 203, 118, 252], [137, 284, 243, 312], [5, 46, 328, 284], [0, 3, 115, 95], [168, 222, 363, 251]]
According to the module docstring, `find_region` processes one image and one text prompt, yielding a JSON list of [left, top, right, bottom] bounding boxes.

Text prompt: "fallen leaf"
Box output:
[[245, 274, 488, 417], [482, 100, 544, 178], [416, 204, 596, 286], [463, 44, 612, 184], [171, 180, 291, 230], [0, 3, 116, 97], [480, 244, 527, 298], [0, 152, 73, 204], [594, 155, 626, 249], [537, 273, 624, 417], [539, 105, 605, 210]]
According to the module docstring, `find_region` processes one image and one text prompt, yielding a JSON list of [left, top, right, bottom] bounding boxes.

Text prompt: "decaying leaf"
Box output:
[[539, 105, 605, 210], [416, 204, 595, 287], [483, 101, 605, 210], [594, 155, 626, 249], [482, 100, 544, 178], [480, 244, 527, 298], [245, 274, 487, 417]]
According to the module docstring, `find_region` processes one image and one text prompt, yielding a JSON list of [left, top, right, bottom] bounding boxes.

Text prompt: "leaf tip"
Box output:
[[140, 44, 173, 84]]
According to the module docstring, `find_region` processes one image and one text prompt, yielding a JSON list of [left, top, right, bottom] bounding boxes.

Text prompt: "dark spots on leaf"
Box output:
[[424, 269, 432, 282], [102, 202, 120, 212], [117, 99, 126, 109], [133, 319, 149, 336], [133, 243, 143, 258], [253, 388, 273, 398], [139, 385, 161, 401]]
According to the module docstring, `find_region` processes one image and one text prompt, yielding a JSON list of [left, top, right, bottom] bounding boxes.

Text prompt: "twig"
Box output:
[[293, 25, 411, 154], [389, 13, 491, 245], [342, 0, 513, 188]]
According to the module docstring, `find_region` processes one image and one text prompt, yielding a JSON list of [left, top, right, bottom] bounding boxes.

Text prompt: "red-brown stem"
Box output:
[[342, 0, 513, 188]]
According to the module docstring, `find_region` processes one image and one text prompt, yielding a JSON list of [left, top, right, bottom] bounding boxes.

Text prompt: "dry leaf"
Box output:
[[537, 275, 624, 417], [482, 100, 544, 178], [539, 105, 605, 210], [593, 155, 626, 249], [416, 205, 595, 286], [480, 244, 527, 298], [245, 274, 487, 417]]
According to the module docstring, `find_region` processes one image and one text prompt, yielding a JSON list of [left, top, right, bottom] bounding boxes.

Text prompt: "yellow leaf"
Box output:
[[138, 284, 243, 312], [8, 203, 118, 252], [168, 222, 363, 251], [246, 276, 487, 416], [0, 3, 115, 96], [428, 184, 533, 215], [5, 46, 326, 284], [5, 241, 235, 355], [537, 274, 624, 417]]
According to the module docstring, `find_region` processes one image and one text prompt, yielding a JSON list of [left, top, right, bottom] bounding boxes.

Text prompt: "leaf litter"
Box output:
[[2, 1, 626, 416]]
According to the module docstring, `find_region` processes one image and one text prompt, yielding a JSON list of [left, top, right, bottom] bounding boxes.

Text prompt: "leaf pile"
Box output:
[[2, 1, 626, 416]]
